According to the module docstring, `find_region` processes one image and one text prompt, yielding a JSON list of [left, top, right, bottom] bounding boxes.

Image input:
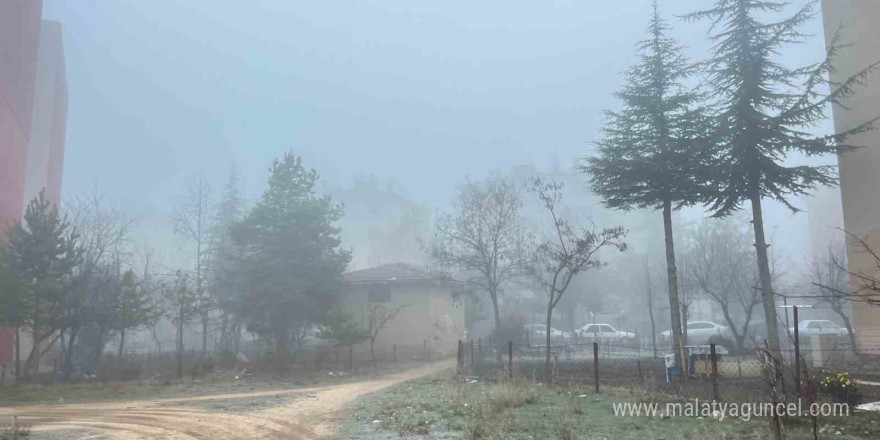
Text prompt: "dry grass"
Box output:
[[484, 379, 539, 413], [0, 422, 29, 440]]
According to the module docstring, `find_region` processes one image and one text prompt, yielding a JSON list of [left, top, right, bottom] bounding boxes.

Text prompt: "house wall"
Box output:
[[821, 0, 880, 351], [341, 282, 465, 356]]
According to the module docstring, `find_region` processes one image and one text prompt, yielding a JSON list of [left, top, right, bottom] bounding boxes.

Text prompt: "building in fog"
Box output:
[[0, 0, 69, 374], [821, 0, 880, 351], [341, 263, 465, 356]]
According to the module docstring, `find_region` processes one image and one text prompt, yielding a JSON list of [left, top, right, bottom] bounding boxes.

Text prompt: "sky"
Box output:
[[41, 0, 841, 271]]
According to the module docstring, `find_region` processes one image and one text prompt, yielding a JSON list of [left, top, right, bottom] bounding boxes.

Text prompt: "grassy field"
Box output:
[[335, 373, 880, 440]]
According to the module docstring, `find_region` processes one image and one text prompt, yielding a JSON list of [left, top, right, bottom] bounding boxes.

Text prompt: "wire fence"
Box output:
[[456, 337, 880, 404]]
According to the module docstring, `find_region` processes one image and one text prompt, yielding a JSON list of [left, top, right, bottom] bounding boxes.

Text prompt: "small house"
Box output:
[[342, 263, 465, 357]]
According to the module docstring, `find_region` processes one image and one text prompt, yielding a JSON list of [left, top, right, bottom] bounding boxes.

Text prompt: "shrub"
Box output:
[[819, 371, 862, 405]]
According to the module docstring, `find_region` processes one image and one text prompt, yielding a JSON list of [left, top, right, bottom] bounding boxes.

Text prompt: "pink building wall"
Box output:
[[0, 2, 67, 368], [0, 0, 44, 237]]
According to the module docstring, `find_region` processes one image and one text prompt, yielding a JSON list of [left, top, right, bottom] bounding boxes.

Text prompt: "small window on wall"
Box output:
[[368, 285, 391, 303]]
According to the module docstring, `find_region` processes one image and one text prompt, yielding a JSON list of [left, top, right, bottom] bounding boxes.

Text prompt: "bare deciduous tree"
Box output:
[[430, 174, 532, 360], [686, 218, 760, 349], [162, 271, 198, 379], [529, 178, 626, 377], [811, 239, 856, 349], [367, 304, 406, 369], [174, 172, 215, 361]]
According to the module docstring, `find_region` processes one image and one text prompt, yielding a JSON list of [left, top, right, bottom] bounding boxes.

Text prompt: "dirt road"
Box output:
[[1, 360, 452, 440]]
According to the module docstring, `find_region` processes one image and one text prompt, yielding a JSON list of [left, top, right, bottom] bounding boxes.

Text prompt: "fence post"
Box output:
[[478, 337, 482, 361], [526, 331, 530, 350], [793, 306, 802, 397], [637, 360, 644, 388], [593, 342, 600, 393], [348, 346, 353, 373], [470, 340, 475, 366], [737, 359, 742, 378], [393, 344, 397, 363], [710, 343, 719, 401], [508, 341, 513, 379], [53, 357, 58, 384], [457, 340, 464, 374]]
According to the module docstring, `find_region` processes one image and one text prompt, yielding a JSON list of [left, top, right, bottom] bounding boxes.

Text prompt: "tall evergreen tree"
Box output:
[[233, 152, 351, 359], [3, 190, 82, 378], [684, 0, 879, 355], [582, 1, 710, 368]]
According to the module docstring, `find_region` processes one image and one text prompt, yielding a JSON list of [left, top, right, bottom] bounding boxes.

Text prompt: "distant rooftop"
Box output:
[[343, 262, 435, 284]]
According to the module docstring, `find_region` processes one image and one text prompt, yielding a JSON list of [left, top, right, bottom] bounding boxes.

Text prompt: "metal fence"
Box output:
[[456, 338, 880, 404]]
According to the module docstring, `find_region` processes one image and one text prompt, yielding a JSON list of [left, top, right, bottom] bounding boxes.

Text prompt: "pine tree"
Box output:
[[684, 0, 879, 355], [582, 1, 711, 368], [114, 268, 157, 363], [3, 190, 82, 378], [233, 152, 351, 360]]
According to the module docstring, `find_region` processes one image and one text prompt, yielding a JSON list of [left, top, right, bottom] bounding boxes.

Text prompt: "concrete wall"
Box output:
[[821, 0, 880, 351]]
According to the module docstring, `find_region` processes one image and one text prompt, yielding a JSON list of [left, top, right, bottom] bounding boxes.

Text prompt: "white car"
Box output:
[[790, 320, 848, 337], [524, 324, 568, 340], [660, 321, 730, 345], [577, 323, 634, 340]]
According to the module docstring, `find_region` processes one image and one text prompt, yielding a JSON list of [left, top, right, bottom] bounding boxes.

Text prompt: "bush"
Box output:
[[819, 371, 862, 406]]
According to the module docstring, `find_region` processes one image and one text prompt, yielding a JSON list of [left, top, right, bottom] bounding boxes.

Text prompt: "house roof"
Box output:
[[343, 263, 435, 284]]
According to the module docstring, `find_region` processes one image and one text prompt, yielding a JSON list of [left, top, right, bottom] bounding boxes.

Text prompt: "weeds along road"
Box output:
[[1, 360, 453, 440]]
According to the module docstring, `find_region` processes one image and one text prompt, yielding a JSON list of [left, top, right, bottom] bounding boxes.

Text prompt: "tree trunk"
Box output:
[[681, 304, 689, 348], [662, 201, 685, 369], [718, 304, 743, 349], [273, 318, 291, 362], [14, 328, 20, 380], [201, 310, 209, 360], [93, 325, 106, 372], [220, 311, 229, 353], [544, 302, 553, 379], [838, 311, 857, 350], [233, 318, 241, 354], [749, 193, 782, 357], [491, 290, 502, 363], [118, 328, 126, 364], [63, 325, 79, 378], [645, 261, 657, 357], [177, 306, 185, 379], [370, 337, 377, 370]]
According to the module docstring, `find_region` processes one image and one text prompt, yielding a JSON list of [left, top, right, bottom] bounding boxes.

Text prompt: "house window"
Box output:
[[368, 285, 391, 303]]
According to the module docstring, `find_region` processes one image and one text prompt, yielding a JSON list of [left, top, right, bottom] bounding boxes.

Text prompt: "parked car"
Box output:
[[577, 323, 634, 340], [660, 321, 730, 345], [524, 324, 569, 342], [790, 320, 849, 337]]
